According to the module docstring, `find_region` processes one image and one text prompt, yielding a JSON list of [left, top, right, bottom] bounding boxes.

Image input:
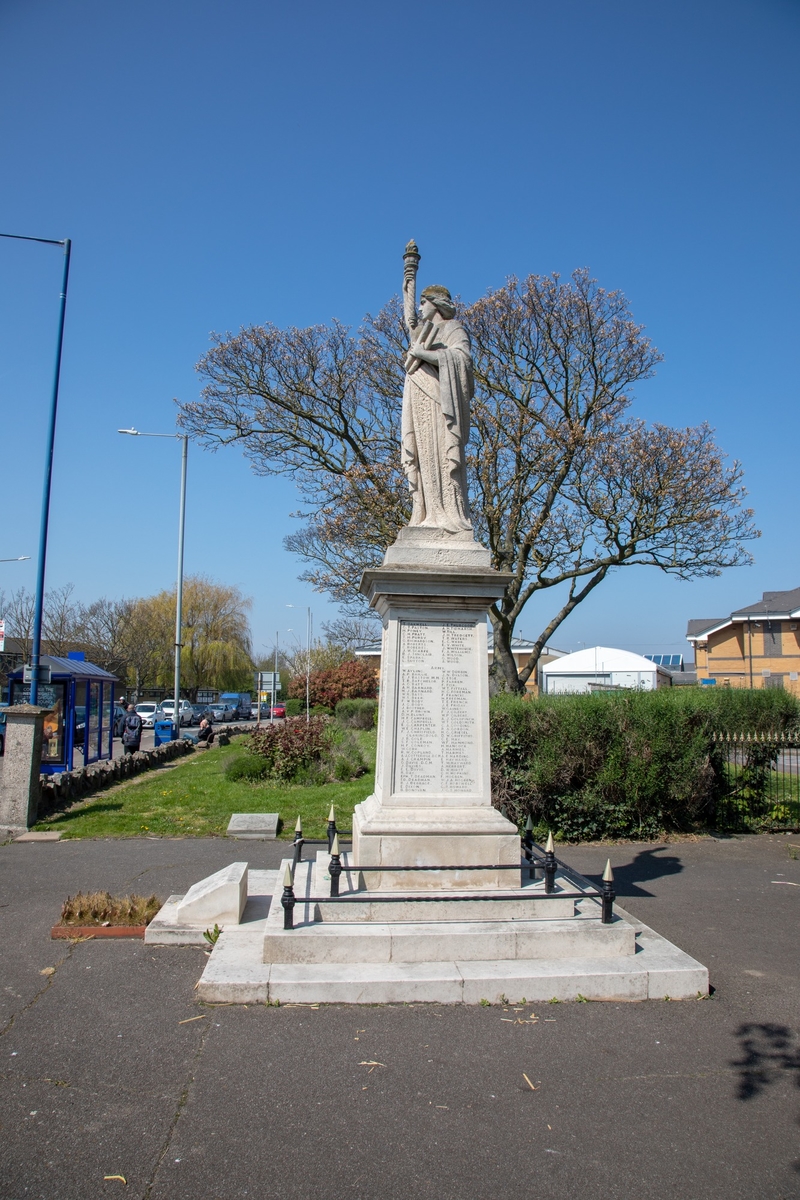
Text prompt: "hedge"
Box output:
[[490, 688, 800, 841]]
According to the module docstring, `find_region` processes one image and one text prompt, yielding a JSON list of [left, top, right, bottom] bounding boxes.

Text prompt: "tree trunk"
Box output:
[[488, 613, 525, 695]]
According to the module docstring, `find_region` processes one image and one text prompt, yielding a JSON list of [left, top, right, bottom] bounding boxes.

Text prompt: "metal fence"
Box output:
[[714, 732, 800, 831]]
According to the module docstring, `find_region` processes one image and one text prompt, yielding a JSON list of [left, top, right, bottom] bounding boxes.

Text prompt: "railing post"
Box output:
[[523, 814, 535, 880], [544, 831, 557, 894], [292, 815, 304, 868], [281, 863, 296, 930], [329, 832, 342, 898], [601, 859, 615, 924], [327, 804, 336, 853]]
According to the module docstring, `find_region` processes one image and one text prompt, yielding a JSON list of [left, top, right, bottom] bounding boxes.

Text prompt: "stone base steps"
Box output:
[[197, 922, 708, 1005], [262, 915, 634, 964]]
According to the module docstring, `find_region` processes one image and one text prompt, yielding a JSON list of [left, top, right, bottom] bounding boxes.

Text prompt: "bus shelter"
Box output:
[[8, 655, 118, 774]]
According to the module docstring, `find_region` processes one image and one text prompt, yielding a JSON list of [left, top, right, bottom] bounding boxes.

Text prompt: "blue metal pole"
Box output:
[[30, 237, 71, 707], [172, 435, 188, 737]]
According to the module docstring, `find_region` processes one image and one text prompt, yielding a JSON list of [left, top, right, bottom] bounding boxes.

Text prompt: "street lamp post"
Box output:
[[119, 428, 188, 738], [0, 233, 71, 706], [287, 605, 312, 722]]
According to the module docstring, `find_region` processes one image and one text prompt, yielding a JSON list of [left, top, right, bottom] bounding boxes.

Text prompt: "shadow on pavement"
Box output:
[[731, 1022, 800, 1101], [581, 845, 685, 896]]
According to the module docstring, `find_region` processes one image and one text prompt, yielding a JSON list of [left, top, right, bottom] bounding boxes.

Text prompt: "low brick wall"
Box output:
[[37, 723, 249, 817]]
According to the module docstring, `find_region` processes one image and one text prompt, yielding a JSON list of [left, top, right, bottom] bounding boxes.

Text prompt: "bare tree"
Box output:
[[4, 587, 35, 661], [42, 584, 79, 657], [178, 270, 758, 692]]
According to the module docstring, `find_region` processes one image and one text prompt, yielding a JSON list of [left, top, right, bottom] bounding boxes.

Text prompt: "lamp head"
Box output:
[[118, 428, 139, 435]]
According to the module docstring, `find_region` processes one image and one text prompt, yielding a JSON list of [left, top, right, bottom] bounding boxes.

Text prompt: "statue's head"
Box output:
[[420, 285, 456, 320]]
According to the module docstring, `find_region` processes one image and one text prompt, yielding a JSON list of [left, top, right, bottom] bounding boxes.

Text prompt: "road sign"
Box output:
[[256, 672, 281, 693]]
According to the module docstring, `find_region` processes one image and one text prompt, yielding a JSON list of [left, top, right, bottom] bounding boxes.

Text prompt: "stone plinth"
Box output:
[[0, 705, 49, 836], [353, 557, 517, 889], [175, 862, 248, 926]]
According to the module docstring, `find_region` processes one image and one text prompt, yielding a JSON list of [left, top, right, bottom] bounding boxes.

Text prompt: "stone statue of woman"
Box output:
[[400, 240, 474, 534]]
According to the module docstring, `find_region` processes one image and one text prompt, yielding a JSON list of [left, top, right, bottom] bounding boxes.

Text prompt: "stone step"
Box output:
[[262, 913, 634, 965], [198, 924, 709, 1005]]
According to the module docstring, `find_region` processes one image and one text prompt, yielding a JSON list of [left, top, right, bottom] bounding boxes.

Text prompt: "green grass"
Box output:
[[34, 731, 376, 840]]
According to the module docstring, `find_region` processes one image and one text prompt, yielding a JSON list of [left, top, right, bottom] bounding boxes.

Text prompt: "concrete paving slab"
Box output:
[[226, 812, 279, 839]]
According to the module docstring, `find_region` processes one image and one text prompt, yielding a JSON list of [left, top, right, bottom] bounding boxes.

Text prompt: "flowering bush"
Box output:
[[242, 716, 367, 784], [248, 717, 330, 781], [288, 658, 377, 709]]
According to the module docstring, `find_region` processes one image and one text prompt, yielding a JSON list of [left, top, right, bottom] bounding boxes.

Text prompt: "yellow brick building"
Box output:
[[687, 587, 800, 695]]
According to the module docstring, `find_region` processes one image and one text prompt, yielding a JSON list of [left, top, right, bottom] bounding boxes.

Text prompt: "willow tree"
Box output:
[[177, 270, 757, 693]]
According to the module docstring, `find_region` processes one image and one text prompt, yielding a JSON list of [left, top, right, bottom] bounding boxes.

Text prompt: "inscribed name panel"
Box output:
[[393, 620, 480, 795]]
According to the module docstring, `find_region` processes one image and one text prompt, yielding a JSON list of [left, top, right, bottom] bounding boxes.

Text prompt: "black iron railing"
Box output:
[[714, 731, 800, 831], [280, 823, 615, 930]]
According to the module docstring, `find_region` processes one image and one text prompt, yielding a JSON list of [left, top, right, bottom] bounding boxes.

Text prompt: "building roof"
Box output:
[[9, 655, 118, 682], [732, 587, 800, 617], [686, 618, 727, 639], [540, 646, 664, 675], [686, 586, 800, 642]]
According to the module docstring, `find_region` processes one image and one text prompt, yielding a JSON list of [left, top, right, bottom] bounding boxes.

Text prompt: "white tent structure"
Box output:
[[540, 646, 672, 694]]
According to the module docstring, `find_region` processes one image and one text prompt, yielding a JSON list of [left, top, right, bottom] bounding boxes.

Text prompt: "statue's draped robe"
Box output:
[[401, 318, 473, 532]]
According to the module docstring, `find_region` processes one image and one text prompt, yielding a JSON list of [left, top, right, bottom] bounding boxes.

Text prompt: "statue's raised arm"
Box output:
[[399, 241, 474, 534]]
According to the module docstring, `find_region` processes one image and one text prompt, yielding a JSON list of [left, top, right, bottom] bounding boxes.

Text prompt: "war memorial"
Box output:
[[147, 243, 708, 1004]]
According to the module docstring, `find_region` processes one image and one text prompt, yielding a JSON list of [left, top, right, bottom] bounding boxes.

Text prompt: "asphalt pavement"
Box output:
[[1, 833, 799, 1199]]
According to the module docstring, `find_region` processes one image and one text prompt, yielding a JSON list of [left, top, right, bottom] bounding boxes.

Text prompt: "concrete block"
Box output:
[[227, 813, 279, 839], [146, 869, 278, 944], [13, 830, 62, 842], [175, 862, 248, 925], [457, 958, 649, 1004]]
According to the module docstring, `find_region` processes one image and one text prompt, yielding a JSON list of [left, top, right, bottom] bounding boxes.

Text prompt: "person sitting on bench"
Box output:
[[197, 718, 215, 748]]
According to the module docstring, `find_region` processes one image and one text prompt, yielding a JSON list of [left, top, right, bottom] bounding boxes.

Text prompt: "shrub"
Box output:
[[336, 698, 379, 729], [284, 698, 305, 717], [289, 658, 378, 709], [249, 717, 330, 782], [490, 688, 800, 840], [224, 754, 272, 782], [245, 716, 367, 784]]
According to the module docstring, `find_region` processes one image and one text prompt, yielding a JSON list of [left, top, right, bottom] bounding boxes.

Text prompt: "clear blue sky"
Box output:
[[1, 0, 798, 661]]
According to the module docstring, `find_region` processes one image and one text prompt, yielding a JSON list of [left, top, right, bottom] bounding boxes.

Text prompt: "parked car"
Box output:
[[209, 700, 237, 723], [160, 699, 195, 727], [219, 692, 253, 720], [135, 702, 162, 728], [191, 703, 214, 724]]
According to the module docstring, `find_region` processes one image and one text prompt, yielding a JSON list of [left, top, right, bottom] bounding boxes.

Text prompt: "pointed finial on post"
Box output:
[[544, 831, 557, 894], [601, 858, 616, 924], [292, 814, 304, 868], [327, 804, 337, 852], [328, 804, 335, 822], [329, 832, 342, 898], [281, 862, 296, 930]]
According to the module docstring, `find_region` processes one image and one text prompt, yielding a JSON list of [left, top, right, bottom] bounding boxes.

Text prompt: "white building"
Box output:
[[540, 646, 672, 694]]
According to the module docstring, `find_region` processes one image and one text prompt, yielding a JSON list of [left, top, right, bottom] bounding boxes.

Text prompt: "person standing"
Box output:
[[121, 704, 143, 755]]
